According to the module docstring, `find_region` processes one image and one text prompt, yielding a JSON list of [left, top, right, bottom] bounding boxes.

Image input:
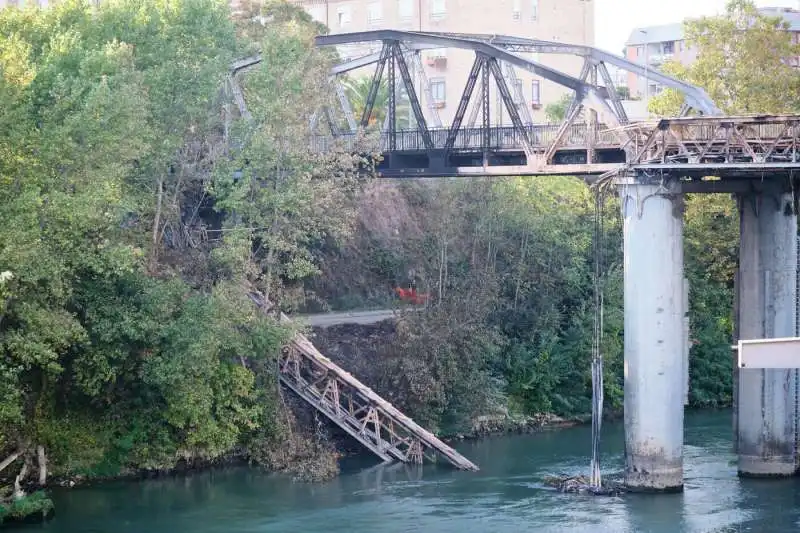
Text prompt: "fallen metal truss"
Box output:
[[279, 326, 479, 471]]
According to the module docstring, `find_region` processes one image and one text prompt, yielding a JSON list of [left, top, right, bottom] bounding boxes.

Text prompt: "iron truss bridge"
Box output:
[[229, 30, 800, 181]]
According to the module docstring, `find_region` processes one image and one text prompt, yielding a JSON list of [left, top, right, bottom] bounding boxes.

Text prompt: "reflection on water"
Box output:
[[8, 410, 800, 533]]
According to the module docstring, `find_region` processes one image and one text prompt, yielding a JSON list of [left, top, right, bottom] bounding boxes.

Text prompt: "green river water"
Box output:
[[7, 410, 800, 533]]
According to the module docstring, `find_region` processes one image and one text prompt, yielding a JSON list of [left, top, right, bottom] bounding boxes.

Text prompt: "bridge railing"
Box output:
[[311, 122, 621, 153]]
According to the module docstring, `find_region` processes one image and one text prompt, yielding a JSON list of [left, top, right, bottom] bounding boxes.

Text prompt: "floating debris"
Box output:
[[543, 475, 625, 497]]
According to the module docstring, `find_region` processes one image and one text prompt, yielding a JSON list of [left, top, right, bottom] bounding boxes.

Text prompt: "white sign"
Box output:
[[737, 337, 800, 369]]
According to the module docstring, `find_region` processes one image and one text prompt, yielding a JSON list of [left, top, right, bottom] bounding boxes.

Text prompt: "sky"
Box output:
[[594, 0, 799, 53]]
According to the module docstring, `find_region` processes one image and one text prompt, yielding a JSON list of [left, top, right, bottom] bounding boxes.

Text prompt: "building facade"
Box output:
[[2, 0, 595, 125], [295, 0, 595, 125], [623, 6, 800, 106], [0, 0, 50, 7]]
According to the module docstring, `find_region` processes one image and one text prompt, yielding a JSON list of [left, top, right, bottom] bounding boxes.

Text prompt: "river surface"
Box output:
[[8, 410, 800, 533]]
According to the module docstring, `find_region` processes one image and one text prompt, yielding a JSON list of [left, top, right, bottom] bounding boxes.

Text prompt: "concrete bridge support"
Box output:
[[619, 178, 685, 492], [736, 182, 798, 477]]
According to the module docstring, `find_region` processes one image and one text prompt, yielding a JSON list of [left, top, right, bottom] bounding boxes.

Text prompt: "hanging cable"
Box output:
[[589, 186, 607, 489]]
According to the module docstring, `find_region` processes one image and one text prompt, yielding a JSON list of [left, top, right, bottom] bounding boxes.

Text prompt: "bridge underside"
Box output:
[[374, 146, 625, 178]]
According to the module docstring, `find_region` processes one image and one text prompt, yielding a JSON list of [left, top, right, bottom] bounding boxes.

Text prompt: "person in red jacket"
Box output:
[[394, 286, 429, 305]]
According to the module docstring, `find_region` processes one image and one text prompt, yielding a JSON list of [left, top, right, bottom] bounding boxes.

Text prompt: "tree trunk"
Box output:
[[513, 233, 529, 311], [263, 206, 280, 303], [36, 445, 47, 486], [151, 174, 165, 266], [13, 458, 28, 500], [0, 449, 21, 475], [437, 236, 446, 305]]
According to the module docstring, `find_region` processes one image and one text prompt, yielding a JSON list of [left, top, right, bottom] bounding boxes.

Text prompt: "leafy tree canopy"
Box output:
[[649, 0, 800, 116]]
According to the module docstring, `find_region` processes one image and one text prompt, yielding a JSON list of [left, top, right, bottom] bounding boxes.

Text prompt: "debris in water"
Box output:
[[543, 475, 625, 497]]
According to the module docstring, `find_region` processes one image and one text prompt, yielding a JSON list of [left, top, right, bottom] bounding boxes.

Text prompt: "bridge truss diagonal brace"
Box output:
[[544, 90, 587, 164], [445, 53, 534, 158], [445, 54, 487, 152], [564, 59, 591, 121], [407, 49, 443, 128], [502, 61, 534, 126], [596, 61, 629, 125], [335, 80, 358, 133], [389, 41, 433, 150], [487, 57, 534, 157], [361, 43, 392, 128]]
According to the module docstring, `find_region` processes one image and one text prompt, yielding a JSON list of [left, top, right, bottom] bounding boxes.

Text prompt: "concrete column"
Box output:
[[619, 178, 685, 492], [683, 276, 690, 406], [736, 182, 798, 477]]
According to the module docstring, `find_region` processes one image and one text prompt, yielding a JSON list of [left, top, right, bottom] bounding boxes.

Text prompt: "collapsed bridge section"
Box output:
[[278, 314, 479, 471]]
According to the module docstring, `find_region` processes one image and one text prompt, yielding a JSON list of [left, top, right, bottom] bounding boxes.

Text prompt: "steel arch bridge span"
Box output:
[[229, 30, 721, 178]]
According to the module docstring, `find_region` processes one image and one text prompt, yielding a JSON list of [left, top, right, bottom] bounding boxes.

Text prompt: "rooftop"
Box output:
[[625, 6, 800, 46]]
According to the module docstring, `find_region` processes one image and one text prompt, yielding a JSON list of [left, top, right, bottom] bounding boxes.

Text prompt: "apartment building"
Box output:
[[624, 6, 800, 105], [296, 0, 595, 125], [0, 0, 50, 6]]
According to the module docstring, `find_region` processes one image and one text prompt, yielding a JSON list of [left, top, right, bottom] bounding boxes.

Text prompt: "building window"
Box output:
[[663, 41, 675, 54], [531, 0, 539, 20], [337, 5, 352, 27], [512, 0, 521, 20], [398, 0, 413, 18], [367, 1, 382, 23], [431, 0, 446, 20], [531, 80, 540, 105], [636, 45, 643, 57], [430, 77, 446, 103]]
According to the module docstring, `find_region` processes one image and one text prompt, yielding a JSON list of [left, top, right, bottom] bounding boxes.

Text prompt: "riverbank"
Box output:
[[4, 410, 763, 533], [0, 492, 55, 527]]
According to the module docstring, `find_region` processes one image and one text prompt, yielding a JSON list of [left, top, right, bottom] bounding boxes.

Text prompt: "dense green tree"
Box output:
[[544, 93, 573, 123], [649, 0, 800, 116], [343, 76, 389, 127], [211, 20, 373, 307], [645, 0, 794, 407], [0, 0, 361, 514]]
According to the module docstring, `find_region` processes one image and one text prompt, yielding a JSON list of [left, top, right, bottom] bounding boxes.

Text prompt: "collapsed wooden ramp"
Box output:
[[278, 314, 479, 471]]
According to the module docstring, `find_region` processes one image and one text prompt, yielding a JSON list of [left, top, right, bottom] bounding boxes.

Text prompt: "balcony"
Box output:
[[425, 49, 448, 68]]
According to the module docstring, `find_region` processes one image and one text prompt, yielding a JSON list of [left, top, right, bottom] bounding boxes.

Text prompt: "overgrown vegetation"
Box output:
[[0, 0, 790, 521], [0, 0, 371, 520]]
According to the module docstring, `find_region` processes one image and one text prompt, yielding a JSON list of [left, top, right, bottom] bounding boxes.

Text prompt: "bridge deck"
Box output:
[[312, 116, 800, 179], [277, 312, 478, 471], [314, 123, 626, 177]]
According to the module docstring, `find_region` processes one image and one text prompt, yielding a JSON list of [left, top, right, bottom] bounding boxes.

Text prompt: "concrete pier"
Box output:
[[619, 179, 685, 491], [736, 182, 798, 477]]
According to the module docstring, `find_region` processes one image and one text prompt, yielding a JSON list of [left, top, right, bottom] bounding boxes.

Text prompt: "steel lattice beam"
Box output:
[[391, 43, 433, 149], [278, 328, 480, 470], [407, 49, 442, 128], [316, 30, 607, 99], [314, 30, 721, 115], [597, 61, 629, 125], [387, 43, 397, 150], [487, 57, 534, 156], [445, 55, 486, 152], [361, 43, 392, 128]]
